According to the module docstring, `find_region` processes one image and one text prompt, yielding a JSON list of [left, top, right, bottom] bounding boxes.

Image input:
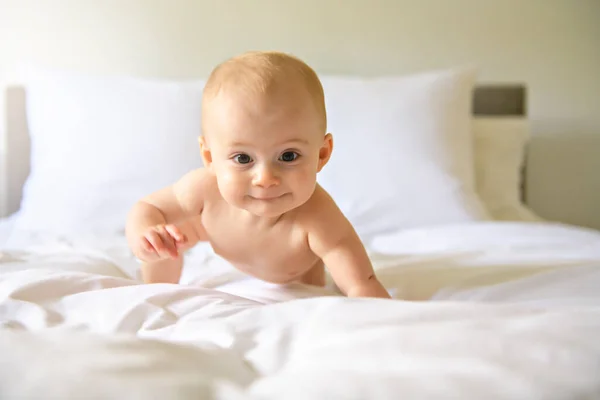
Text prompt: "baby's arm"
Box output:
[[125, 168, 208, 283], [305, 187, 391, 299]]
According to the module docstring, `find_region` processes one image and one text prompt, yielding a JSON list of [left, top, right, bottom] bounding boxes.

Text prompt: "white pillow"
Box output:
[[473, 117, 542, 222], [14, 67, 205, 235], [317, 67, 491, 243]]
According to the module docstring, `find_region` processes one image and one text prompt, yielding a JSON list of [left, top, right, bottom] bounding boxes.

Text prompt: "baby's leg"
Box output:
[[299, 261, 326, 287]]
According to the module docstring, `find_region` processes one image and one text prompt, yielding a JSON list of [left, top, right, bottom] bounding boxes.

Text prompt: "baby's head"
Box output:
[[199, 51, 333, 217]]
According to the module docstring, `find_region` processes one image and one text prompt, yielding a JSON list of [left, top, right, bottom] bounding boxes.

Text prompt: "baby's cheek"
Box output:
[[294, 168, 317, 191], [216, 169, 247, 197]]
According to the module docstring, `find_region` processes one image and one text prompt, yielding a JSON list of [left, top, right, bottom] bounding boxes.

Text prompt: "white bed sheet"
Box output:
[[0, 214, 18, 248], [1, 221, 600, 399]]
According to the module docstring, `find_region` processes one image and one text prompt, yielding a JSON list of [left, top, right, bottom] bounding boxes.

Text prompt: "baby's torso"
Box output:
[[195, 196, 320, 284]]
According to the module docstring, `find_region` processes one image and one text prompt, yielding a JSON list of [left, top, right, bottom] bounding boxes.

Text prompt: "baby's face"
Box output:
[[201, 93, 331, 218]]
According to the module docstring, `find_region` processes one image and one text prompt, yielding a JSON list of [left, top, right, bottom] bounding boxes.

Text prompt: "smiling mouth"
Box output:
[[250, 194, 286, 201]]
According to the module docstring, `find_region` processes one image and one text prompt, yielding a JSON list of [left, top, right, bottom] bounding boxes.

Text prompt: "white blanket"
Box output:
[[1, 221, 600, 399]]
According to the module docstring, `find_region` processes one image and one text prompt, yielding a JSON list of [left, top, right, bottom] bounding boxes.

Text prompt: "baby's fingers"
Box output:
[[145, 229, 177, 259], [141, 237, 155, 254], [165, 225, 187, 243], [138, 237, 163, 262], [144, 231, 164, 256], [156, 226, 180, 258]]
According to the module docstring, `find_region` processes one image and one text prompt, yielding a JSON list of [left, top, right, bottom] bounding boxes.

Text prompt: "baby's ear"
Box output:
[[198, 136, 213, 168], [317, 133, 333, 172]]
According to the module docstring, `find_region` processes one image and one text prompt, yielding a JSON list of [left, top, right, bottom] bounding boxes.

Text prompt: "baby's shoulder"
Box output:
[[173, 168, 218, 210], [295, 184, 355, 250], [296, 184, 346, 227], [175, 168, 216, 192]]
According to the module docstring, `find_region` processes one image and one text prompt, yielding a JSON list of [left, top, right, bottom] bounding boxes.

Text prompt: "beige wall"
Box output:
[[1, 0, 599, 229]]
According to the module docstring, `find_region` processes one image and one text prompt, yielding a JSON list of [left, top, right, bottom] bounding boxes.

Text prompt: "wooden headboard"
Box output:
[[1, 84, 527, 217], [473, 84, 528, 204], [472, 85, 526, 117]]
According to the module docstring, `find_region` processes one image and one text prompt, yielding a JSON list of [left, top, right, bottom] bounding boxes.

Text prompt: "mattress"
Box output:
[[1, 221, 600, 399]]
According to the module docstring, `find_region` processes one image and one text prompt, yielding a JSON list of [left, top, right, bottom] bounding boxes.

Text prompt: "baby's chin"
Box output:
[[238, 194, 307, 218], [244, 198, 295, 217]]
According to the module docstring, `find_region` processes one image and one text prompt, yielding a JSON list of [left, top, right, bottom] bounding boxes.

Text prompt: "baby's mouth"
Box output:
[[249, 193, 286, 201]]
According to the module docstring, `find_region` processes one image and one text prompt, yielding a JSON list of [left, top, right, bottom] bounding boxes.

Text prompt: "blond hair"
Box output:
[[201, 51, 326, 135]]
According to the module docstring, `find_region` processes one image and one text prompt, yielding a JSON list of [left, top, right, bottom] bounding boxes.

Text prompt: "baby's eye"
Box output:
[[279, 151, 299, 162], [234, 154, 252, 164]]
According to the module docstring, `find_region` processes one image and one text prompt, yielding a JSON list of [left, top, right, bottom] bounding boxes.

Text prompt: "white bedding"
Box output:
[[1, 221, 600, 399]]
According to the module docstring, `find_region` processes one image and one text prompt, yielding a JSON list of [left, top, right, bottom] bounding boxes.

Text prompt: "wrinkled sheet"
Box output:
[[1, 221, 600, 399]]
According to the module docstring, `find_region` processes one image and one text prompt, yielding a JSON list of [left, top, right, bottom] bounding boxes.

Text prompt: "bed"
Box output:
[[1, 66, 599, 399]]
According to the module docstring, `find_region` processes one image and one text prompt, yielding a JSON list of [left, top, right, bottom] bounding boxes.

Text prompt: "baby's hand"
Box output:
[[137, 224, 188, 261]]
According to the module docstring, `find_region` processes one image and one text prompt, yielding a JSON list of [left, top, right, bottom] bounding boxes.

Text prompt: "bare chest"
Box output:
[[199, 207, 319, 283]]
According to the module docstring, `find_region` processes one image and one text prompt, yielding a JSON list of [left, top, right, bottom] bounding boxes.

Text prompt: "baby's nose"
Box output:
[[252, 166, 280, 188]]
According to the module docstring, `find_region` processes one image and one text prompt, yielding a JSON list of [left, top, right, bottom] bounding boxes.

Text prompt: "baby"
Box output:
[[125, 51, 390, 299]]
